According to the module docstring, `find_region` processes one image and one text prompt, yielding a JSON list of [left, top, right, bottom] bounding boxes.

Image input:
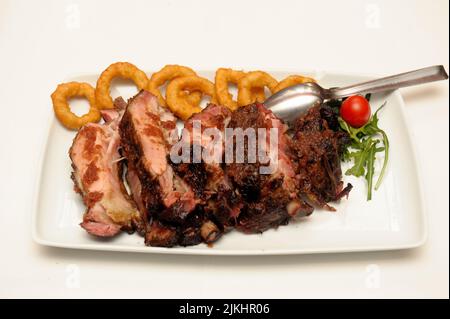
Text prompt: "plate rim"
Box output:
[[31, 71, 428, 256]]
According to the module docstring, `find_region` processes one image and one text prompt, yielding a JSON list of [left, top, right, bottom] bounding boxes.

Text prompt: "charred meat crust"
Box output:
[[236, 176, 291, 233], [172, 104, 243, 227], [170, 160, 209, 200], [145, 220, 178, 247], [292, 105, 352, 208], [144, 209, 222, 247], [225, 103, 313, 234]]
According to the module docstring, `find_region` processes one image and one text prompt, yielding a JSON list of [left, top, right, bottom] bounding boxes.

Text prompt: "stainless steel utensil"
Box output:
[[265, 65, 448, 122]]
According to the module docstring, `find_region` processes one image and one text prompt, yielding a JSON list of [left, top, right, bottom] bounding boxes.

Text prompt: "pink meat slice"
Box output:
[[69, 99, 140, 237], [121, 91, 197, 216]]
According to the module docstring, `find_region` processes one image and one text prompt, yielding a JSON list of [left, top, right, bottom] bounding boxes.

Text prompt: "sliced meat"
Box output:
[[291, 105, 352, 209], [71, 89, 353, 246], [69, 98, 140, 237], [119, 90, 199, 247], [172, 104, 242, 227], [225, 103, 313, 233]]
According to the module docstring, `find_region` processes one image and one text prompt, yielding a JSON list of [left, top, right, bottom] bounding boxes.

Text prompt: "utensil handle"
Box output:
[[328, 65, 448, 99]]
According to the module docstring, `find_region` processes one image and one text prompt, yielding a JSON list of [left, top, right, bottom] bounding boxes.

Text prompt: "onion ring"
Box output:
[[51, 82, 100, 130], [215, 68, 267, 110], [95, 62, 148, 109], [237, 71, 278, 106], [148, 65, 202, 107], [252, 87, 266, 103], [215, 68, 245, 110], [273, 75, 316, 93], [166, 76, 217, 120]]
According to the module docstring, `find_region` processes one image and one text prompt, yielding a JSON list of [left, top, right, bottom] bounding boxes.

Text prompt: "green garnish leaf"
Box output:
[[339, 102, 389, 200], [365, 142, 378, 201]]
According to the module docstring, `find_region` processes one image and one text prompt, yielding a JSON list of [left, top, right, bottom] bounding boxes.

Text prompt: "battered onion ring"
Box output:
[[215, 68, 245, 110], [166, 76, 217, 120], [95, 62, 148, 109], [273, 75, 316, 93], [252, 87, 266, 103], [148, 65, 202, 107], [215, 68, 267, 111], [237, 71, 278, 106], [51, 82, 100, 130]]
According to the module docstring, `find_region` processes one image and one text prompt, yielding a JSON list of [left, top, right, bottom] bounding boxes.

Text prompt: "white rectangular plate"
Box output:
[[32, 70, 427, 255]]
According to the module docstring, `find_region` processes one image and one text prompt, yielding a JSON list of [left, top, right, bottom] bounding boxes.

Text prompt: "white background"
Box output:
[[0, 0, 448, 298]]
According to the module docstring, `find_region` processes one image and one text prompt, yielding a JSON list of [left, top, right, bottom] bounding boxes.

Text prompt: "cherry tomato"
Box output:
[[340, 95, 371, 128]]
